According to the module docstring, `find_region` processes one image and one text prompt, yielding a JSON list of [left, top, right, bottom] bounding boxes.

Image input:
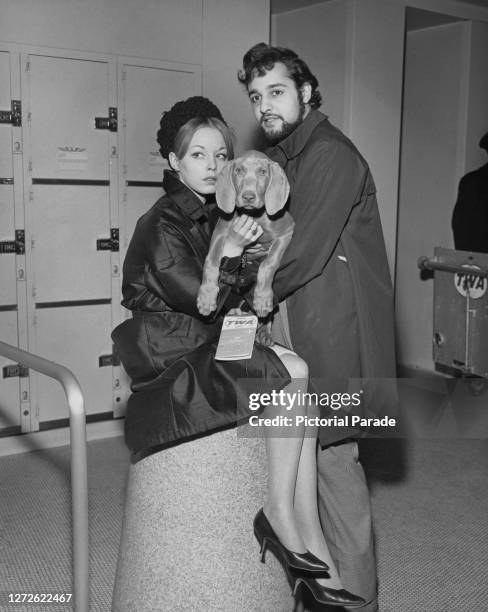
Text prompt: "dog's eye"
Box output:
[[257, 168, 267, 176]]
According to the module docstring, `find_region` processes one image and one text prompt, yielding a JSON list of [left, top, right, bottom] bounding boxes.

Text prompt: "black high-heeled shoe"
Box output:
[[253, 508, 330, 575], [287, 566, 366, 608]]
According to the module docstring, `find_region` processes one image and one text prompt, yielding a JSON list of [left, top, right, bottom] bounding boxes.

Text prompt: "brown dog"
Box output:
[[197, 150, 294, 318]]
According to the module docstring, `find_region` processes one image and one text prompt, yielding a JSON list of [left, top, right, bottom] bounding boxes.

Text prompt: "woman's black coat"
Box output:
[[112, 171, 289, 462]]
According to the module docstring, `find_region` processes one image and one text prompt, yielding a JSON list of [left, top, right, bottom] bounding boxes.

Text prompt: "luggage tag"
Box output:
[[215, 314, 258, 361]]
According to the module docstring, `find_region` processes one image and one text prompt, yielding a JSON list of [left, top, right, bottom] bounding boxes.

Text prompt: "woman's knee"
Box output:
[[280, 352, 309, 380]]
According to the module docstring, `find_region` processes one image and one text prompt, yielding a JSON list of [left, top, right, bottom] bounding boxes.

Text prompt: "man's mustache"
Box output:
[[260, 114, 282, 126]]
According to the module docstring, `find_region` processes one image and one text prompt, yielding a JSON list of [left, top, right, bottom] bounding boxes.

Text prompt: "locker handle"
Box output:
[[96, 228, 119, 252], [99, 345, 120, 367], [94, 107, 117, 132], [2, 364, 29, 378], [0, 100, 21, 127], [0, 230, 25, 255]]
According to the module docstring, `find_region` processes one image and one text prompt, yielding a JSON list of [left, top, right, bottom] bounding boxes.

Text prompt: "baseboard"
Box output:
[[397, 363, 452, 380], [0, 418, 124, 457]]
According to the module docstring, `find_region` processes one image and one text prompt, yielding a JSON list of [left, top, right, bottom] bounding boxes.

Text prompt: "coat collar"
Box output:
[[162, 170, 211, 222], [267, 109, 327, 163]]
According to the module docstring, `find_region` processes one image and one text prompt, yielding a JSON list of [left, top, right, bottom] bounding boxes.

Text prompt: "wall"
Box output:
[[271, 0, 405, 279], [395, 22, 467, 370], [271, 0, 348, 130], [203, 0, 271, 153], [0, 0, 202, 63], [344, 0, 405, 278], [464, 20, 488, 172]]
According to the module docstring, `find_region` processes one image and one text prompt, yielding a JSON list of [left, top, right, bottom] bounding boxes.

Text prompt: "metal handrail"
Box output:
[[0, 340, 89, 612], [418, 255, 488, 277]]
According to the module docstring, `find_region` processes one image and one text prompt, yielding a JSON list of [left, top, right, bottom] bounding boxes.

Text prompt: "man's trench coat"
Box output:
[[267, 110, 398, 446]]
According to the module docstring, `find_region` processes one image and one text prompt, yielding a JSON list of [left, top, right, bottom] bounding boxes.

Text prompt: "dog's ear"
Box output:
[[215, 161, 236, 213], [265, 161, 290, 215]]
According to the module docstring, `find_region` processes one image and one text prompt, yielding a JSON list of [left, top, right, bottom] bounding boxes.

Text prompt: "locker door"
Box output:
[[0, 50, 17, 307], [23, 52, 117, 424], [0, 49, 24, 434], [34, 305, 113, 423]]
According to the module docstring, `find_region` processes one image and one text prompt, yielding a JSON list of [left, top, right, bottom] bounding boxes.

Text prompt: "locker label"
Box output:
[[56, 146, 88, 171]]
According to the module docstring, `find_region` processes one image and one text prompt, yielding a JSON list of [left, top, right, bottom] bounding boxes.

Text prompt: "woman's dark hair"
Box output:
[[157, 96, 231, 160], [238, 43, 322, 109]]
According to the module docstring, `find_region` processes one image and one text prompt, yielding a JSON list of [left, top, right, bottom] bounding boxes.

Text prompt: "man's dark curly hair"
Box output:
[[238, 43, 322, 110]]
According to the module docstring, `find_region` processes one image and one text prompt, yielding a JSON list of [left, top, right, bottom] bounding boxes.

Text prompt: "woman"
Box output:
[[112, 96, 364, 608]]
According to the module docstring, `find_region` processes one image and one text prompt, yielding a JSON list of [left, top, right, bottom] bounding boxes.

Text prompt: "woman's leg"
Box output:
[[294, 428, 344, 589], [264, 345, 308, 553]]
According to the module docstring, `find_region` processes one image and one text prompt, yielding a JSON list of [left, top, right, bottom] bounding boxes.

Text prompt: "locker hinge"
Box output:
[[0, 230, 25, 255], [96, 228, 119, 252], [99, 346, 120, 367], [94, 107, 117, 132], [3, 364, 29, 379], [0, 100, 22, 127]]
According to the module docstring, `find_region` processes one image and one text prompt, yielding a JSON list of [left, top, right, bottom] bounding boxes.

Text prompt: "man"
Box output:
[[452, 132, 488, 253], [238, 43, 397, 611]]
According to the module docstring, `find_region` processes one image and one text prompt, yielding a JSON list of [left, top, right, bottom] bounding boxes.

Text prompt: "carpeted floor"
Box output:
[[0, 435, 487, 611]]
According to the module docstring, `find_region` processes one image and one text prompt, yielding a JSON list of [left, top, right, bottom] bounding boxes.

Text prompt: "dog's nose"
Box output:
[[241, 190, 256, 203]]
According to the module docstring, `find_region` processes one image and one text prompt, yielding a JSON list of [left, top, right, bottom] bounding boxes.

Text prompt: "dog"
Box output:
[[197, 150, 294, 322]]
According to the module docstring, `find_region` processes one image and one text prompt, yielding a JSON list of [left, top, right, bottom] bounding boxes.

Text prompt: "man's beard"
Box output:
[[260, 96, 306, 145]]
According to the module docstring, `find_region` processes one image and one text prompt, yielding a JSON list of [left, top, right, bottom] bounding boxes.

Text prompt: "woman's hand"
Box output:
[[221, 215, 263, 258]]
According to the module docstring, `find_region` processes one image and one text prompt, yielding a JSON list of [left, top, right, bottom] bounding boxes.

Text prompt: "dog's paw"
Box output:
[[253, 291, 274, 317], [197, 285, 219, 315]]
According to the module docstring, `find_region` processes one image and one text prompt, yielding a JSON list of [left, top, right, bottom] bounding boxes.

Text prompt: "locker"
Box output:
[[0, 186, 17, 306], [26, 54, 111, 180], [21, 50, 118, 426], [0, 51, 17, 306], [1, 46, 204, 431], [0, 50, 14, 174], [30, 185, 112, 302], [34, 305, 114, 422], [0, 312, 22, 432], [0, 47, 29, 434]]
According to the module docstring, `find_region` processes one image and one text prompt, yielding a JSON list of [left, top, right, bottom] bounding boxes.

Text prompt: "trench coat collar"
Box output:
[[162, 170, 211, 222], [267, 109, 327, 163]]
